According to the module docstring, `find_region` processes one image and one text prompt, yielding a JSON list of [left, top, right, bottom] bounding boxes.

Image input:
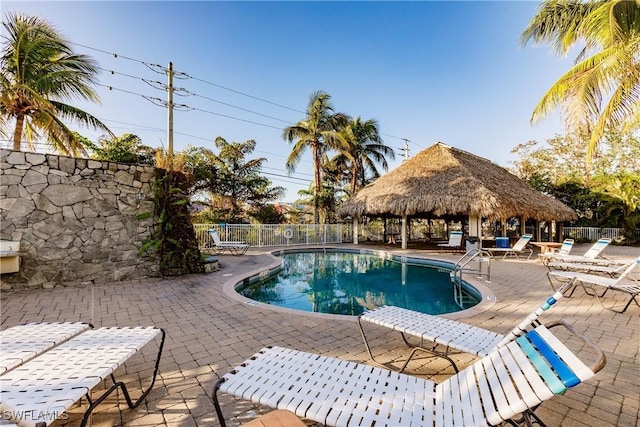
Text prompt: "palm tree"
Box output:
[[282, 90, 348, 224], [520, 0, 640, 172], [593, 172, 640, 243], [0, 12, 111, 154], [334, 117, 395, 196]]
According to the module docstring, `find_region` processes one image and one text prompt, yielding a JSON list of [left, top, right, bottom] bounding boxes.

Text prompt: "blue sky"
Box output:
[[3, 1, 572, 202]]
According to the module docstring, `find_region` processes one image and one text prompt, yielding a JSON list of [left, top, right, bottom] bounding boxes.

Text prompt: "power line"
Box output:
[[68, 42, 414, 162], [96, 118, 313, 165], [187, 91, 292, 124], [95, 63, 297, 126], [79, 41, 413, 144], [74, 41, 305, 115], [187, 75, 306, 115], [262, 165, 314, 178], [186, 106, 284, 130]]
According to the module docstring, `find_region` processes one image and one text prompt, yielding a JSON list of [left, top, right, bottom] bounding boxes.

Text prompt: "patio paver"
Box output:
[[0, 243, 638, 427]]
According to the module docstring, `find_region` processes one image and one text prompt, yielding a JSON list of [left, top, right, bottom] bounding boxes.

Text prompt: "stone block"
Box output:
[[88, 160, 103, 169], [6, 151, 25, 165], [42, 184, 92, 206], [25, 153, 46, 165], [58, 156, 75, 174]]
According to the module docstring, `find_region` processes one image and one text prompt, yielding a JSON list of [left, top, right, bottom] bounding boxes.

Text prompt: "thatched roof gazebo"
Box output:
[[339, 142, 576, 248]]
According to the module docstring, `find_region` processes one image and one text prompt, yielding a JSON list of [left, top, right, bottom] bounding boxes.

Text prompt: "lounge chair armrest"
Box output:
[[544, 319, 607, 373]]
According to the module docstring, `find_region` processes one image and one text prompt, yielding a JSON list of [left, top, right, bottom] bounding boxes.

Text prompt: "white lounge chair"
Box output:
[[0, 322, 92, 374], [486, 234, 534, 260], [547, 257, 640, 313], [546, 256, 639, 275], [208, 229, 250, 256], [212, 320, 606, 427], [437, 230, 463, 250], [0, 325, 165, 427], [358, 283, 570, 373], [541, 238, 612, 266]]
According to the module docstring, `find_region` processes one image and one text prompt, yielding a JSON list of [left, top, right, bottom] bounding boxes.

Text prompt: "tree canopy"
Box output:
[[0, 12, 111, 154], [521, 0, 640, 170], [181, 137, 284, 223], [87, 133, 156, 165], [510, 128, 640, 243]]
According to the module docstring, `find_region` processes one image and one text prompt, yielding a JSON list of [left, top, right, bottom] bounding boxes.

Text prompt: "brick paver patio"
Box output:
[[1, 244, 638, 427]]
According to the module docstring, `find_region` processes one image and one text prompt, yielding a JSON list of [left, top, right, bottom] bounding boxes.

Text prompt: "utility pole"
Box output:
[[399, 139, 410, 162], [167, 61, 174, 168]]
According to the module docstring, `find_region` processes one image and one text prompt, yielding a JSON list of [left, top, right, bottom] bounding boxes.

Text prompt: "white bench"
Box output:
[[0, 324, 165, 427]]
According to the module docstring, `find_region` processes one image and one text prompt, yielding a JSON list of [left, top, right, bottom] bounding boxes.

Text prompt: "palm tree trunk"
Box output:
[[351, 166, 358, 196], [12, 113, 25, 151], [312, 142, 321, 224]]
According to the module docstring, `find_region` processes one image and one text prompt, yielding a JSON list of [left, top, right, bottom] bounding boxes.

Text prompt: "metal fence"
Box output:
[[562, 227, 625, 241], [193, 223, 347, 249], [193, 223, 634, 249], [355, 220, 449, 243]]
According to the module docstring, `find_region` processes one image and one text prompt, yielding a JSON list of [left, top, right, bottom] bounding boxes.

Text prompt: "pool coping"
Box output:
[[222, 246, 497, 321]]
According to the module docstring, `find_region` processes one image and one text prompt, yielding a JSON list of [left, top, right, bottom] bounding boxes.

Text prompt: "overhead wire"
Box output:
[[62, 41, 414, 183], [76, 41, 413, 144]]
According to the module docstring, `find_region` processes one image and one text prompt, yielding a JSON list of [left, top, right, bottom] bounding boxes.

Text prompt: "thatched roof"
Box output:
[[338, 142, 576, 221]]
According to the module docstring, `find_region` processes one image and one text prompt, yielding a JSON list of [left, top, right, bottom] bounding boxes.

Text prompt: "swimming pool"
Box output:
[[236, 249, 481, 316]]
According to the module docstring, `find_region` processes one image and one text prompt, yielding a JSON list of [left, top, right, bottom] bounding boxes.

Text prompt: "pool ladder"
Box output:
[[450, 248, 492, 308]]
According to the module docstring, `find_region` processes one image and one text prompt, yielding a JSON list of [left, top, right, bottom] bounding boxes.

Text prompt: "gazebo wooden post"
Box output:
[[352, 217, 359, 245], [383, 216, 388, 244], [468, 214, 481, 248], [401, 214, 408, 249], [520, 216, 526, 236], [558, 222, 564, 242]]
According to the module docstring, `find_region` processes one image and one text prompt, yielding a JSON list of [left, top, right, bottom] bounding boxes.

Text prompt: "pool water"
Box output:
[[237, 251, 480, 316]]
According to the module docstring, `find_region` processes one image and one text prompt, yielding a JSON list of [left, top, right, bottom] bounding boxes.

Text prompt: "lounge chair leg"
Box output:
[[358, 316, 385, 365], [522, 408, 549, 427], [399, 346, 459, 374], [594, 290, 639, 314], [212, 377, 228, 427], [564, 283, 582, 297], [80, 329, 165, 427], [399, 332, 414, 348], [616, 295, 640, 313]]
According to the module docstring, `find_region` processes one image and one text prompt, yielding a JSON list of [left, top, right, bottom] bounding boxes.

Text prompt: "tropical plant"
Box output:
[[181, 138, 284, 223], [138, 169, 202, 275], [282, 90, 349, 223], [592, 172, 640, 244], [521, 0, 640, 172], [510, 129, 640, 243], [544, 180, 605, 226], [333, 116, 394, 196], [249, 203, 286, 224], [87, 133, 156, 164], [0, 12, 111, 154], [296, 182, 342, 224], [509, 127, 640, 184]]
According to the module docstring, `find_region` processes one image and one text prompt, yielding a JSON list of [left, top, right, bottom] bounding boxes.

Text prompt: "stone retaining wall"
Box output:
[[0, 149, 158, 290]]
